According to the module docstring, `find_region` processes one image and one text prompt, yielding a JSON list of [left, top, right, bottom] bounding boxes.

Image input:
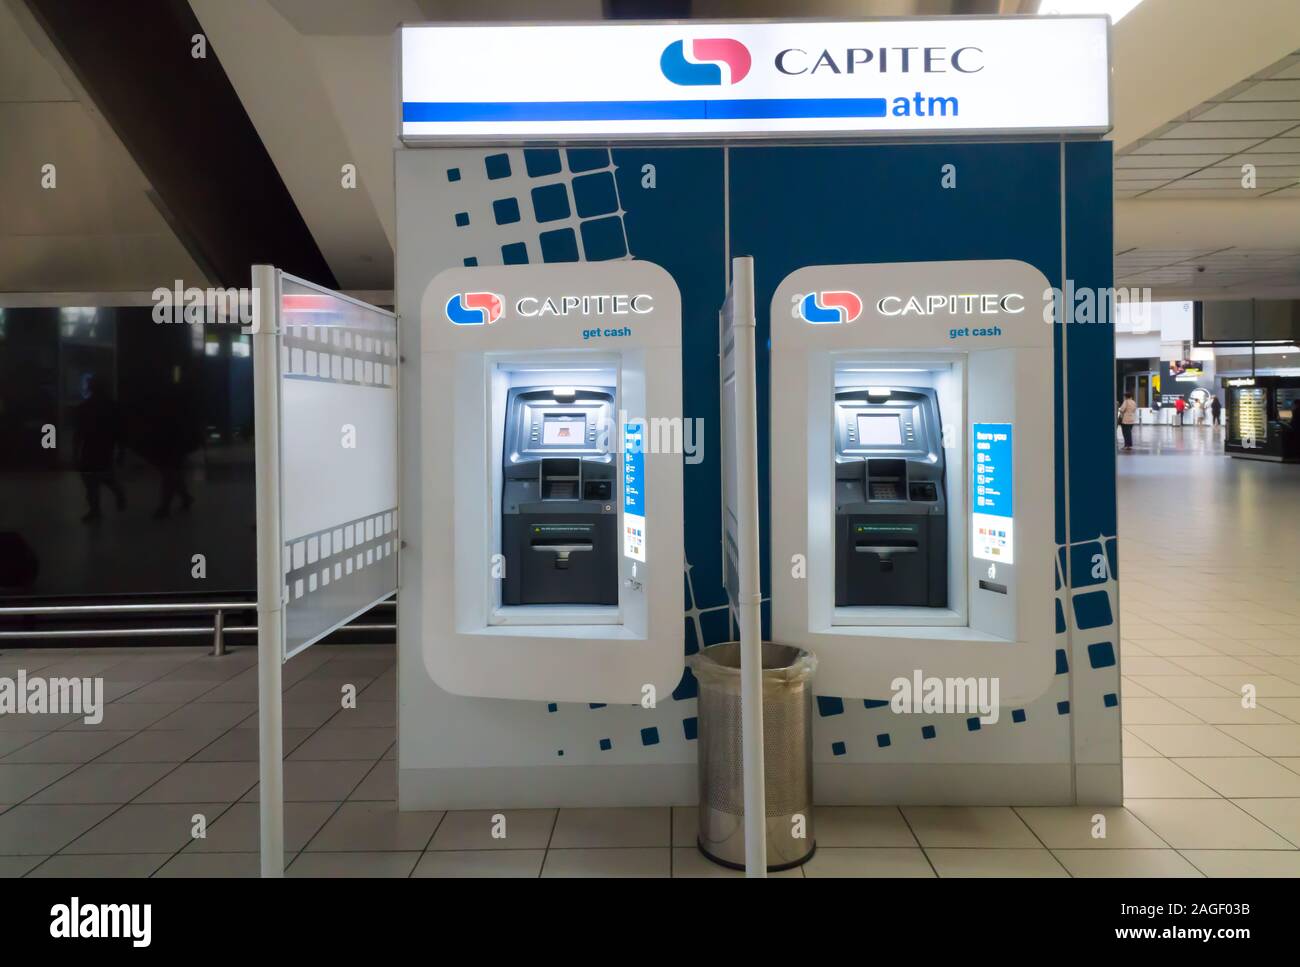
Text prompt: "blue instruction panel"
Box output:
[[972, 423, 1013, 564], [623, 421, 645, 562]]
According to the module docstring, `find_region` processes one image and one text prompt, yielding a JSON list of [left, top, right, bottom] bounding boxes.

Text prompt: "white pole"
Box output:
[[730, 256, 767, 877], [251, 264, 285, 878]]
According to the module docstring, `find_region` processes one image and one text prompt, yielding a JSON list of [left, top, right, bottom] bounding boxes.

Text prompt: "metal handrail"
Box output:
[[0, 598, 396, 653], [0, 602, 253, 616], [0, 598, 395, 616]]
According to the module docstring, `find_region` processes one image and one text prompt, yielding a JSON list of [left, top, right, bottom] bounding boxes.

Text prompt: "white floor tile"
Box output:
[[1122, 757, 1220, 798], [28, 762, 176, 805], [0, 803, 117, 855], [288, 851, 419, 877], [413, 849, 545, 878], [1165, 697, 1290, 725], [1015, 806, 1169, 848], [1052, 849, 1203, 877], [801, 847, 933, 878], [429, 809, 555, 851], [187, 802, 337, 853], [1124, 799, 1294, 850], [814, 806, 919, 847], [1174, 757, 1300, 798], [1125, 724, 1259, 757], [1120, 697, 1201, 725], [541, 847, 670, 877], [1181, 849, 1300, 877], [926, 848, 1067, 877], [550, 807, 670, 849], [900, 806, 1039, 848], [26, 853, 170, 877], [1216, 724, 1300, 757], [304, 802, 442, 852], [1231, 799, 1300, 847], [133, 762, 259, 803], [0, 763, 79, 805]]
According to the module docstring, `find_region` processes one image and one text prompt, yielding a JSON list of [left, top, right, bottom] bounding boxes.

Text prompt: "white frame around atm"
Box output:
[[828, 351, 969, 629], [420, 260, 684, 705], [770, 259, 1057, 705]]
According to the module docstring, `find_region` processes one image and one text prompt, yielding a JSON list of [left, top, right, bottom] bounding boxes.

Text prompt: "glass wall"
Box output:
[[0, 306, 256, 600]]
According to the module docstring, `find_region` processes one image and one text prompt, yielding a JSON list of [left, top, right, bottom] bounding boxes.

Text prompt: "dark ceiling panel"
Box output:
[[24, 0, 337, 289], [604, 0, 692, 19]]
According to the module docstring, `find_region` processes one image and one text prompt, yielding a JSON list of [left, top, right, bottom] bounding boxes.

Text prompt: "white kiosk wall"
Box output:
[[770, 260, 1065, 802]]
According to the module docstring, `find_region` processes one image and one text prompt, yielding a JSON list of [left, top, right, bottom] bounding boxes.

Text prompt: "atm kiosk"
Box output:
[[412, 259, 684, 708], [834, 387, 947, 609], [501, 385, 618, 606], [394, 17, 1120, 813]]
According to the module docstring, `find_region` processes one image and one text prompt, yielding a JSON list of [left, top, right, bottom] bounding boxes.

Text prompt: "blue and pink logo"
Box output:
[[660, 38, 751, 86], [446, 292, 503, 326], [798, 291, 863, 325]]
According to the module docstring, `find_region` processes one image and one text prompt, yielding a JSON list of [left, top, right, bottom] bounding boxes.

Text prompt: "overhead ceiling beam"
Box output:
[[23, 0, 337, 289], [1117, 198, 1300, 251], [1111, 0, 1300, 151]]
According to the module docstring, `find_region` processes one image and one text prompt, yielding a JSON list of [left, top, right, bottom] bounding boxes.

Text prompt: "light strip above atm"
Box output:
[[399, 17, 1111, 143]]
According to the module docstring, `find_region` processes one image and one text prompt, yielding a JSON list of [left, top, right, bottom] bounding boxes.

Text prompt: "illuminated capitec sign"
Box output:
[[877, 293, 1025, 317], [400, 18, 1110, 141], [444, 292, 654, 324], [516, 294, 654, 317]]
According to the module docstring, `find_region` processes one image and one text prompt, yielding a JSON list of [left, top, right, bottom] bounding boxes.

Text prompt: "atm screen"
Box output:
[[856, 413, 903, 446], [542, 414, 586, 446]]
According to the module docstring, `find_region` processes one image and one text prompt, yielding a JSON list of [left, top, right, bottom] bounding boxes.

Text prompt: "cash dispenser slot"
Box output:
[[867, 459, 906, 501], [540, 458, 581, 500]]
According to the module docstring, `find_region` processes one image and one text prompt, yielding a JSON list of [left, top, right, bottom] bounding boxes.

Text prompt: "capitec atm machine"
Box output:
[[395, 16, 1121, 812], [500, 385, 618, 605], [412, 260, 684, 718], [834, 387, 947, 609]]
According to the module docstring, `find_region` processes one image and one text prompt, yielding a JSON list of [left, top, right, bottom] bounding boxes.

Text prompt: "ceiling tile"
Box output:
[[1135, 139, 1258, 154], [1229, 152, 1300, 165], [1248, 137, 1300, 153], [1116, 153, 1231, 167], [1115, 167, 1199, 180], [1232, 79, 1300, 100], [1163, 120, 1297, 139], [1193, 101, 1300, 122]]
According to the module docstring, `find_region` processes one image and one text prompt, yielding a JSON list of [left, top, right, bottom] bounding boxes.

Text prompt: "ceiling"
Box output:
[[1115, 51, 1300, 200], [1114, 247, 1300, 296], [0, 0, 208, 291], [5, 0, 1300, 299]]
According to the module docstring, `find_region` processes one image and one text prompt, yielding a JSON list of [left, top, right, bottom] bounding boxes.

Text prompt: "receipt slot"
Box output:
[[770, 260, 1056, 703], [834, 387, 947, 608], [421, 261, 684, 703]]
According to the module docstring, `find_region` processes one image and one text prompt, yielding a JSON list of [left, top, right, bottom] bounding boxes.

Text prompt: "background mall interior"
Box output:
[[1, 0, 1300, 881]]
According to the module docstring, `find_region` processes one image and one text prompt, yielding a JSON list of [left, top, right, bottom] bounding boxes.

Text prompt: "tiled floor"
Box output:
[[1, 423, 1298, 876]]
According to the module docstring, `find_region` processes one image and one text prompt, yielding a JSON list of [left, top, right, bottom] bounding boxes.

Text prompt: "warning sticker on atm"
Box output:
[[623, 421, 645, 562], [972, 423, 1013, 564]]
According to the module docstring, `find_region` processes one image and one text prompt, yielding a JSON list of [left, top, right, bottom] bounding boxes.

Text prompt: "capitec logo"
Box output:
[[660, 38, 751, 86], [445, 292, 504, 326], [798, 291, 864, 325]]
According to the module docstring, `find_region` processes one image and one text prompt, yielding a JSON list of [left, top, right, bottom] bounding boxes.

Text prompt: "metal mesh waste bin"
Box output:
[[690, 641, 817, 871]]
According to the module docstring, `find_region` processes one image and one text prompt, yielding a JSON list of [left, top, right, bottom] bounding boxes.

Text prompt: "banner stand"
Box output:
[[252, 264, 286, 877], [252, 264, 400, 877], [721, 256, 766, 876]]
